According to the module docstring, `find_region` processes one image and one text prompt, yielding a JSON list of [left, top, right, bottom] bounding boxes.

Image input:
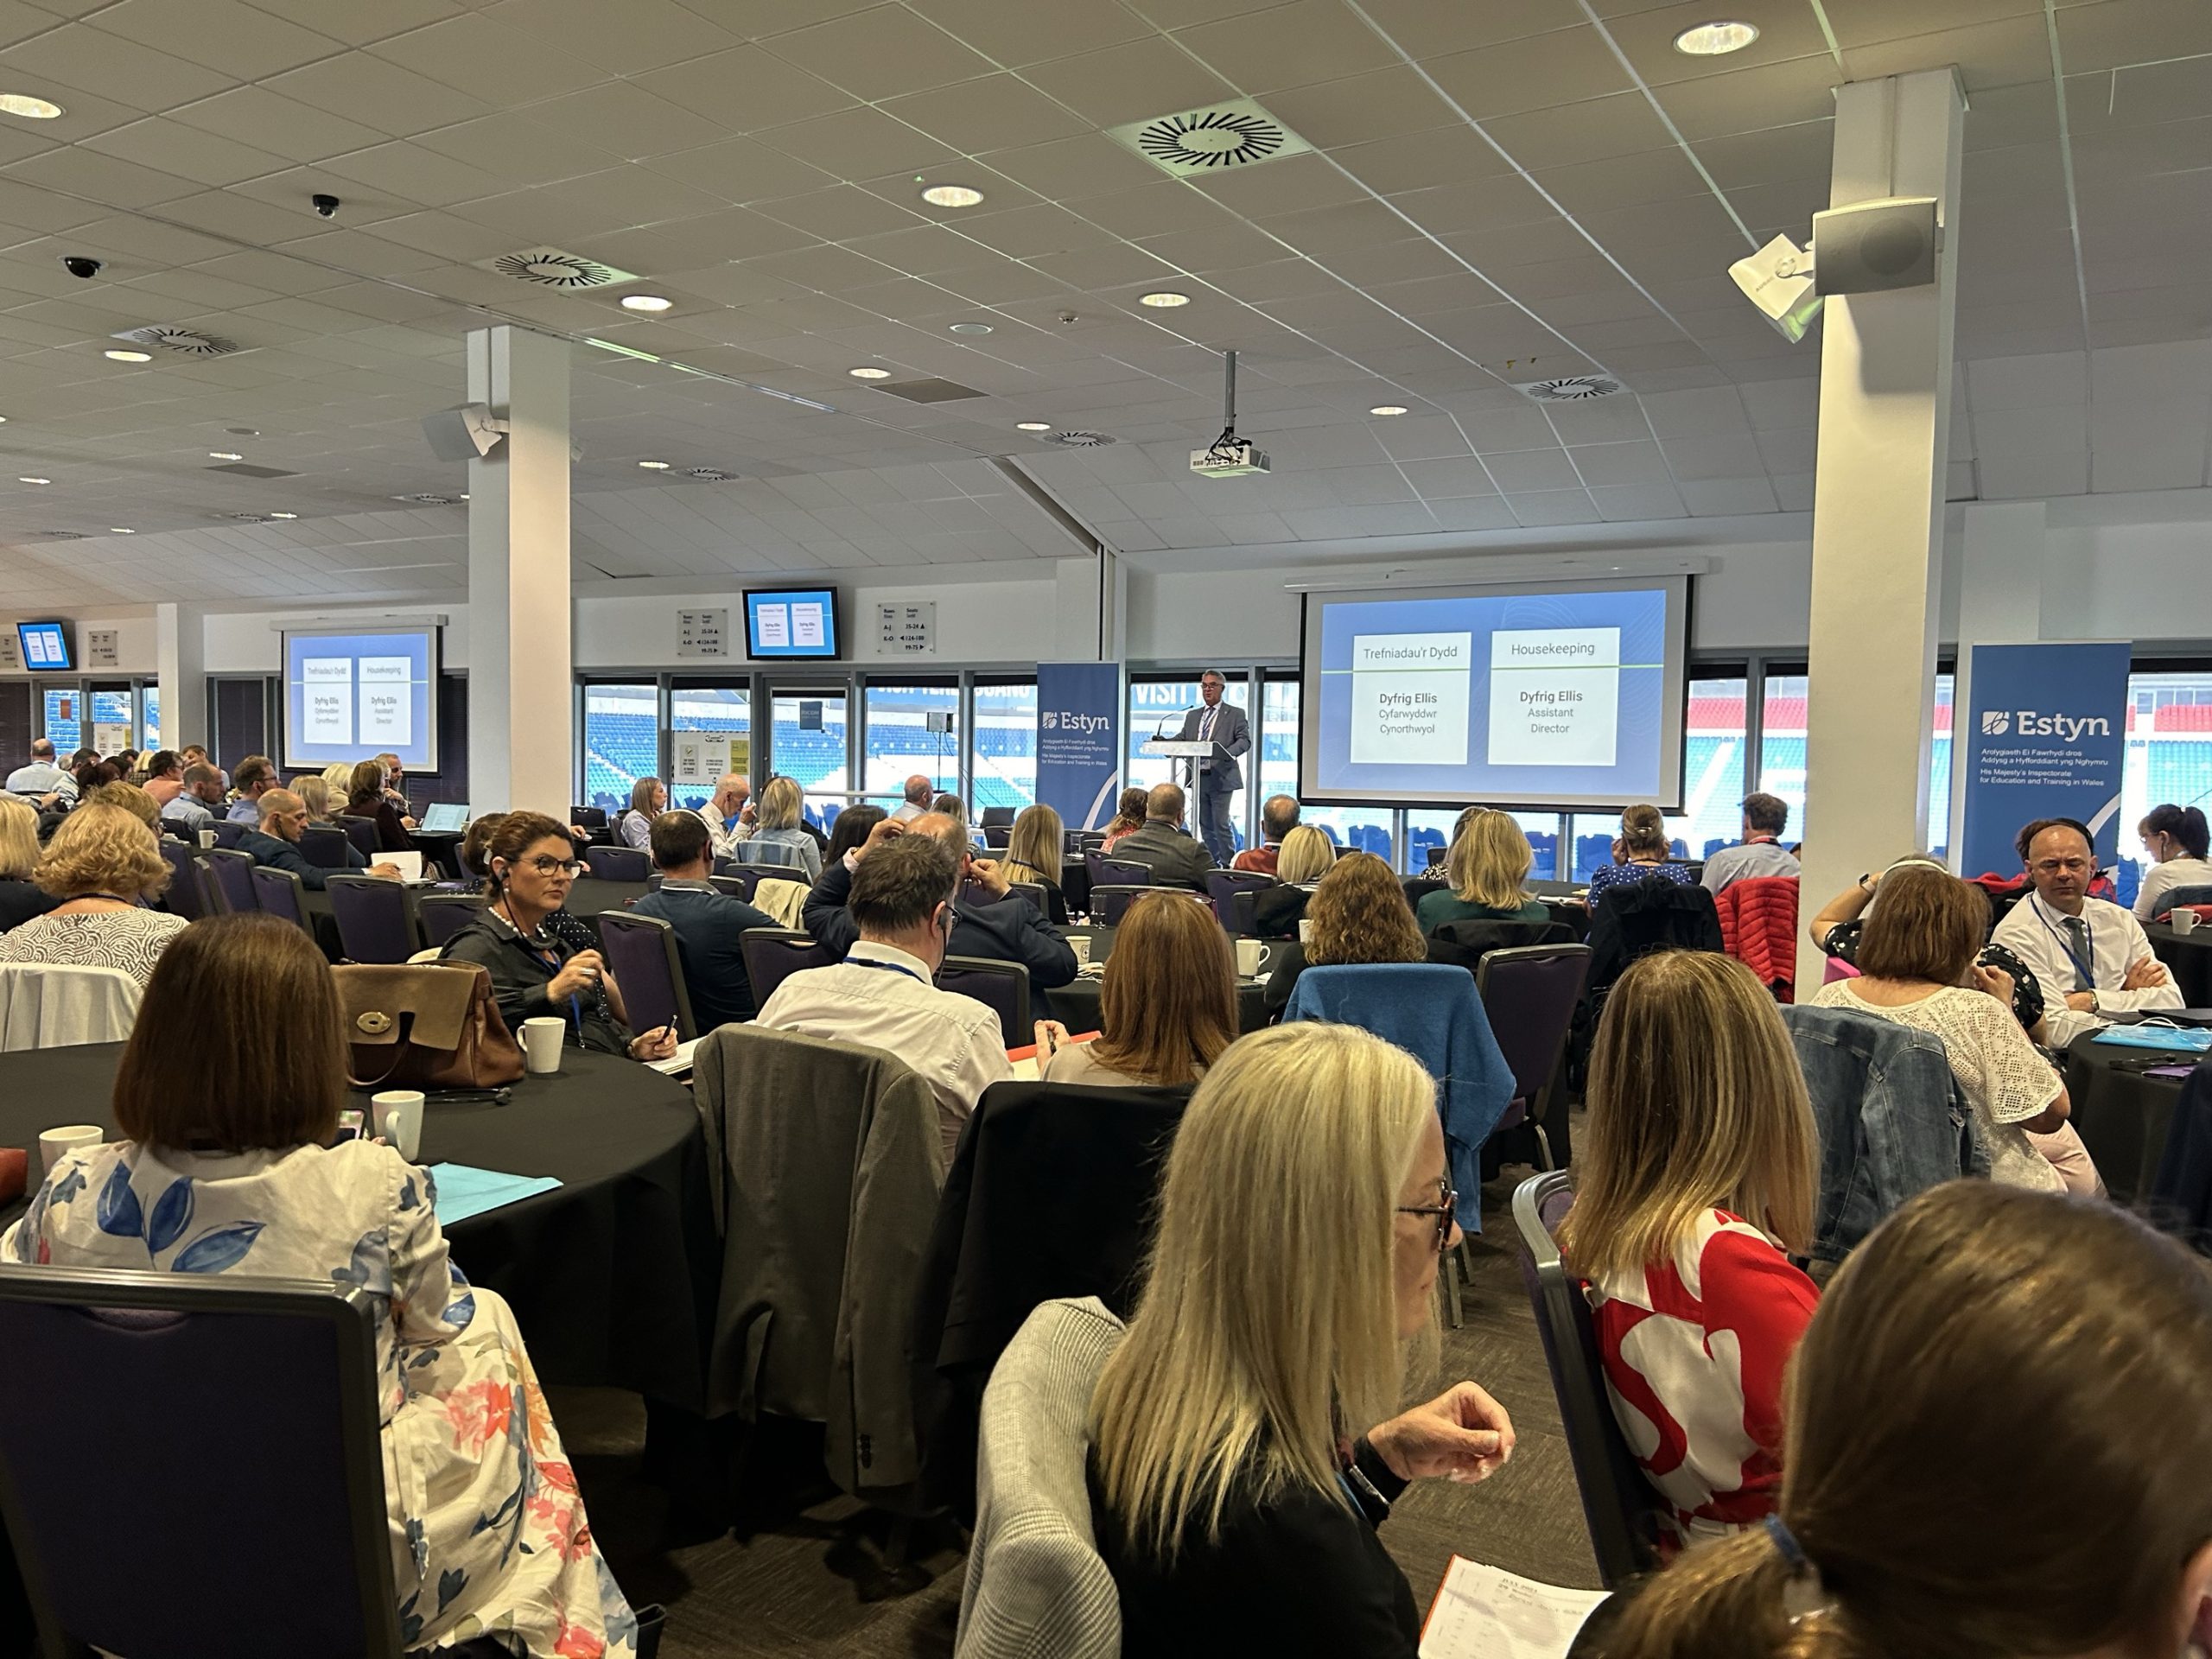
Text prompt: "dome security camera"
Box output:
[[312, 194, 340, 219], [61, 256, 102, 280]]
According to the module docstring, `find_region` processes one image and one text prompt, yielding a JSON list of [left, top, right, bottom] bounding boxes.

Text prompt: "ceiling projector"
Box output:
[[1192, 436, 1270, 479]]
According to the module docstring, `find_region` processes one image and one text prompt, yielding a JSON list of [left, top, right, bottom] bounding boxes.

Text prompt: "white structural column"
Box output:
[[1796, 70, 1967, 993], [153, 601, 205, 751], [1946, 500, 2050, 856], [467, 325, 571, 814]]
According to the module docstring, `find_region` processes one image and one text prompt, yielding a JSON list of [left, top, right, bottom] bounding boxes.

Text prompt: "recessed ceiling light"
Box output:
[[104, 349, 151, 363], [638, 460, 671, 470], [848, 365, 892, 379], [208, 450, 243, 461], [1015, 422, 1052, 431], [268, 511, 296, 519], [949, 321, 993, 334], [1369, 404, 1408, 416], [110, 527, 132, 534], [226, 426, 258, 436], [1673, 19, 1758, 54], [620, 294, 672, 312], [921, 184, 983, 207], [18, 475, 48, 484], [1139, 291, 1191, 308], [0, 93, 62, 120]]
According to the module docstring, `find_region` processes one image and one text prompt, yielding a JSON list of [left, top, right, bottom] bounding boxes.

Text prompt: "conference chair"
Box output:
[[1510, 1173, 1667, 1588], [733, 839, 802, 870], [247, 864, 314, 937], [416, 893, 486, 950], [571, 805, 607, 832], [157, 839, 216, 922], [598, 911, 697, 1042], [1204, 868, 1276, 931], [0, 962, 143, 1049], [1084, 854, 1147, 892], [937, 955, 1030, 1050], [209, 818, 251, 850], [982, 825, 1013, 852], [0, 1265, 405, 1658], [1007, 880, 1050, 918], [581, 843, 649, 881], [1425, 843, 1449, 869], [978, 807, 1015, 830], [298, 824, 352, 870], [710, 866, 807, 906], [739, 927, 835, 1009], [201, 847, 260, 915], [1475, 944, 1592, 1174], [2159, 883, 2212, 917], [1088, 884, 1148, 927], [326, 874, 421, 964], [954, 1297, 1125, 1659], [331, 816, 381, 862]]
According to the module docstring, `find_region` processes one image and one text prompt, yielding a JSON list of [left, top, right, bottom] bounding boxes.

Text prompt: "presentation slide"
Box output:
[[281, 627, 439, 772], [1299, 577, 1689, 810]]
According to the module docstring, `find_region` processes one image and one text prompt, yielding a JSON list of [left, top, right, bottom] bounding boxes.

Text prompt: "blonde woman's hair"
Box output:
[[86, 781, 157, 830], [1446, 809, 1535, 910], [627, 775, 663, 820], [1092, 1023, 1437, 1560], [35, 803, 169, 900], [1274, 823, 1338, 885], [1558, 950, 1815, 1280], [756, 774, 803, 832], [290, 775, 331, 820], [1308, 851, 1425, 966], [1001, 802, 1064, 889], [1592, 1184, 2212, 1659], [321, 761, 355, 798], [0, 795, 40, 880]]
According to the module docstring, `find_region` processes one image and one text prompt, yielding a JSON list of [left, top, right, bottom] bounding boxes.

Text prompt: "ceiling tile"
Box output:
[[0, 19, 237, 111], [1481, 91, 1679, 169], [763, 3, 997, 102], [1591, 480, 1687, 519], [633, 43, 855, 131], [1259, 66, 1460, 150], [369, 14, 607, 106], [1021, 36, 1240, 130], [881, 73, 1092, 155], [481, 0, 741, 75], [264, 54, 493, 138], [753, 105, 957, 181], [91, 0, 341, 79], [907, 0, 1154, 68], [1351, 0, 1585, 56], [1649, 54, 1842, 143], [1174, 0, 1402, 96], [1679, 476, 1777, 514], [2055, 0, 2212, 74], [1425, 27, 1635, 122]]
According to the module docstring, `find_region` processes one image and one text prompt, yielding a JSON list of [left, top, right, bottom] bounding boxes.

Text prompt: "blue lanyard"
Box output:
[[851, 957, 927, 986], [524, 940, 584, 1035], [2031, 896, 2095, 984]]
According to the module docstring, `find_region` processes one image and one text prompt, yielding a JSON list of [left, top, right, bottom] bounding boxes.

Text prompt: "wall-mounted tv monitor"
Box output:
[[17, 620, 73, 671], [744, 588, 840, 659]]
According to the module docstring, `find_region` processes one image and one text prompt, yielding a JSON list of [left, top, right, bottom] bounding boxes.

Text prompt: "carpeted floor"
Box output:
[[551, 1166, 1599, 1657]]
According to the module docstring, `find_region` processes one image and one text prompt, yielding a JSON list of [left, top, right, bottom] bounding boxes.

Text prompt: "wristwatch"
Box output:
[[1857, 872, 1873, 893]]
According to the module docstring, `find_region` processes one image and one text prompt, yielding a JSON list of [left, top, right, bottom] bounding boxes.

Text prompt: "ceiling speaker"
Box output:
[[1811, 196, 1940, 296]]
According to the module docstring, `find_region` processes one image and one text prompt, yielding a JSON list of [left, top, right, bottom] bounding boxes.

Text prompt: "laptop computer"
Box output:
[[420, 802, 468, 832]]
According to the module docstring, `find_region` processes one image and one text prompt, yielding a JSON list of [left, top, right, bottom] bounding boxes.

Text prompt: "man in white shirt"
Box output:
[[4, 739, 75, 804], [691, 772, 753, 861], [888, 774, 932, 823], [753, 833, 1010, 1161], [1700, 792, 1802, 893], [1991, 817, 2182, 1047]]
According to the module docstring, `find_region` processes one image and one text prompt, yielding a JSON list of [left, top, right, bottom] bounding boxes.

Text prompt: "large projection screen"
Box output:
[[1297, 575, 1691, 811], [280, 626, 440, 773]]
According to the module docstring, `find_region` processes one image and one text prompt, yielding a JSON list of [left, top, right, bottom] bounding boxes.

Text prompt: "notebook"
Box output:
[[420, 802, 468, 832], [426, 1162, 561, 1224], [1421, 1557, 1607, 1659], [381, 849, 423, 882]]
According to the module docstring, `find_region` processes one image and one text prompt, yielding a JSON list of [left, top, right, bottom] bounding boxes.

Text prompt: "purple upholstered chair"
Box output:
[[200, 847, 259, 915], [247, 864, 313, 937], [738, 928, 833, 1010], [597, 910, 696, 1042], [1474, 944, 1592, 1173], [326, 874, 421, 964]]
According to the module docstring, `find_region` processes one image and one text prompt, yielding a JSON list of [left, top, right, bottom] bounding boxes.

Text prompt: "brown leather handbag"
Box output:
[[334, 961, 524, 1090]]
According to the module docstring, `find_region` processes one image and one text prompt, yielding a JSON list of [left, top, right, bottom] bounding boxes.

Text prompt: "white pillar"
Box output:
[[153, 601, 205, 751], [1947, 501, 2049, 861], [1796, 69, 1967, 993], [467, 326, 572, 815]]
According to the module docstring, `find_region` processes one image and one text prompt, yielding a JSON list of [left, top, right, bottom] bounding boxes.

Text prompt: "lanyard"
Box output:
[[2031, 895, 2095, 986], [851, 957, 928, 986], [518, 933, 584, 1036]]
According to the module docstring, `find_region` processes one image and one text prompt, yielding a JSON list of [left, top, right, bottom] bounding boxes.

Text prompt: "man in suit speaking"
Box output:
[[1175, 669, 1251, 868]]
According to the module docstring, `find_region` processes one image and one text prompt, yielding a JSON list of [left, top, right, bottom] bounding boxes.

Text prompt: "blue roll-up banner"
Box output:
[[1036, 662, 1122, 830], [1959, 641, 2130, 875]]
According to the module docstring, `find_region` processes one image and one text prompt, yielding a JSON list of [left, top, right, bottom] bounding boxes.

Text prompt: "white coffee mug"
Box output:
[[520, 1015, 566, 1076], [371, 1090, 425, 1161], [1298, 918, 1313, 947], [1070, 935, 1091, 968], [1235, 938, 1272, 978], [38, 1124, 102, 1173], [196, 829, 217, 849], [2175, 908, 2200, 936]]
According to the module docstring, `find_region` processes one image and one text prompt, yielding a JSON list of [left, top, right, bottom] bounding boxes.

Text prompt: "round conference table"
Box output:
[[2062, 1034, 2199, 1206], [0, 1046, 718, 1409], [2147, 921, 2212, 1007]]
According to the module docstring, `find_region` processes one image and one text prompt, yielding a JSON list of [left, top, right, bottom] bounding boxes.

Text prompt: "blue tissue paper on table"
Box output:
[[427, 1162, 562, 1224]]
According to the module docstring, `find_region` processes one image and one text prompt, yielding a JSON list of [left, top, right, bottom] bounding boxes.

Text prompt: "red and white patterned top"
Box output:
[[1585, 1208, 1820, 1546]]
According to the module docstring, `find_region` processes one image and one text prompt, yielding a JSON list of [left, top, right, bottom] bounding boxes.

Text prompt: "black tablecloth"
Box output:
[[0, 1046, 716, 1408], [2149, 924, 2212, 1007], [1048, 972, 1271, 1034], [2063, 1036, 2196, 1205]]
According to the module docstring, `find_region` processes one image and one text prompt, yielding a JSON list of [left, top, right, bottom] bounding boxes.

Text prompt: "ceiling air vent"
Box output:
[[479, 248, 638, 289], [393, 493, 465, 505], [207, 462, 296, 479], [687, 467, 741, 482], [1046, 431, 1117, 448], [111, 325, 241, 356], [1516, 375, 1624, 403], [876, 378, 984, 404], [219, 512, 284, 524], [1109, 99, 1311, 176]]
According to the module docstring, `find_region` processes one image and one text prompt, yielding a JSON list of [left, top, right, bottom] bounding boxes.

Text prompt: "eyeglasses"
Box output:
[[524, 856, 582, 877], [1397, 1175, 1459, 1255]]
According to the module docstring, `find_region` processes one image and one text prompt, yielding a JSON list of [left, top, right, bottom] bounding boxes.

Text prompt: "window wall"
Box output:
[[972, 677, 1037, 814], [2115, 665, 2212, 908], [582, 683, 657, 813], [667, 684, 750, 812], [769, 690, 849, 830], [862, 681, 959, 807]]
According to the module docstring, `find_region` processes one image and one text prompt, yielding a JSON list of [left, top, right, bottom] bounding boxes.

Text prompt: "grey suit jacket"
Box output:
[[1175, 702, 1250, 793], [1109, 819, 1214, 890]]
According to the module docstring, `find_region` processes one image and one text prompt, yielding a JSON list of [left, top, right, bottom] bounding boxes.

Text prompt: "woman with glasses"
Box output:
[[1557, 950, 1820, 1549], [1090, 1022, 1516, 1655], [439, 810, 677, 1061]]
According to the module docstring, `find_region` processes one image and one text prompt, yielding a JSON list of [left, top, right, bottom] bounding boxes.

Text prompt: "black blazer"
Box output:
[[1108, 819, 1214, 891], [0, 877, 59, 932], [439, 909, 633, 1055], [1250, 883, 1313, 940], [346, 794, 416, 853], [801, 858, 1078, 993], [1092, 1439, 1421, 1656]]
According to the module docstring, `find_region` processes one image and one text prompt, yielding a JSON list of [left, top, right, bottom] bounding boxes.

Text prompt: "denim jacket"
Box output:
[[1779, 1004, 1989, 1266]]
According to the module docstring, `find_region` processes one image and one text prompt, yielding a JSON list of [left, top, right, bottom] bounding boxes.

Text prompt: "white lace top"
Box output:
[[1808, 981, 2063, 1192]]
